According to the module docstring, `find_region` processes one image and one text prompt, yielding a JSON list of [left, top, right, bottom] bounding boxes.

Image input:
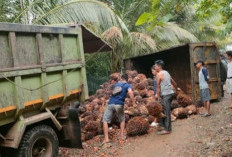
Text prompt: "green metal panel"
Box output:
[[66, 71, 82, 92], [42, 34, 62, 64], [0, 79, 15, 108], [46, 73, 63, 96], [63, 35, 81, 61], [0, 33, 12, 68], [21, 75, 42, 102], [15, 33, 39, 66], [40, 73, 49, 110]]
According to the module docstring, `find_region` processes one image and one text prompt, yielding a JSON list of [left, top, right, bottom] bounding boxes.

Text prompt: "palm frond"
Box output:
[[130, 32, 157, 53], [29, 0, 128, 33], [13, 0, 129, 33], [121, 32, 156, 57], [151, 22, 198, 47]]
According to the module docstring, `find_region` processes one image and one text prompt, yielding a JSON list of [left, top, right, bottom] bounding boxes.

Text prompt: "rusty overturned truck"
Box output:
[[124, 42, 221, 103], [0, 23, 111, 156]]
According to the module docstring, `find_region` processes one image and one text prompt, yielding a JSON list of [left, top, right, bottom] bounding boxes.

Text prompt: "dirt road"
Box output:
[[59, 94, 232, 157]]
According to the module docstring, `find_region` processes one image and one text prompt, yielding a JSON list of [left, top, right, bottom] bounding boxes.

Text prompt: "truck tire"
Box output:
[[17, 125, 58, 157]]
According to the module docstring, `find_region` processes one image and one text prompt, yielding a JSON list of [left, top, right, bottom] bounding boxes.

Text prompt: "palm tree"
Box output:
[[136, 0, 200, 49], [10, 0, 217, 72], [100, 0, 150, 32], [102, 26, 157, 72], [13, 0, 158, 72], [13, 0, 129, 33], [135, 0, 230, 49], [3, 0, 228, 92]]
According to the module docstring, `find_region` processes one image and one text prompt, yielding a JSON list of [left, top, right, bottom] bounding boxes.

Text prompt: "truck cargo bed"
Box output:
[[0, 23, 111, 126]]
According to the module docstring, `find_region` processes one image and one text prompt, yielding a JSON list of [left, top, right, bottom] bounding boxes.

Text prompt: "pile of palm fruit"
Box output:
[[78, 70, 198, 141]]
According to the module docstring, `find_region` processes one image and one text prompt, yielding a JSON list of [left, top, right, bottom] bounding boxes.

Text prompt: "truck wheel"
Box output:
[[18, 125, 58, 157]]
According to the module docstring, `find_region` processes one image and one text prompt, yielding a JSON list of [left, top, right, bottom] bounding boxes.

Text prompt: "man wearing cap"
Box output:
[[195, 60, 211, 117], [154, 60, 177, 135]]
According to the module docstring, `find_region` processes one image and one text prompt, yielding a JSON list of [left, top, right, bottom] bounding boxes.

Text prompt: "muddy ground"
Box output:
[[59, 93, 232, 157]]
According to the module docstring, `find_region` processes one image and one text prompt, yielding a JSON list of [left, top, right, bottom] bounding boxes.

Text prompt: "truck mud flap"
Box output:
[[60, 105, 83, 149]]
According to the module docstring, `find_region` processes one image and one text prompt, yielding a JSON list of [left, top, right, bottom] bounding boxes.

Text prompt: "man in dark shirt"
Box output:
[[102, 74, 135, 144], [220, 54, 228, 97]]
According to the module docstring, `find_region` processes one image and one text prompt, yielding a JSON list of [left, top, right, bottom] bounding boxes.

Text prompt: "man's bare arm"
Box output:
[[156, 73, 162, 99], [128, 88, 136, 106], [171, 78, 178, 90]]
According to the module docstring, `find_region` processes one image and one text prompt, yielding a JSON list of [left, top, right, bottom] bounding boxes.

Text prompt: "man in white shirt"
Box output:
[[226, 51, 232, 109]]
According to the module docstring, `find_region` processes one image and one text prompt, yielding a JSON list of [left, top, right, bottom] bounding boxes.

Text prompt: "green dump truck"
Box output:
[[0, 23, 111, 156]]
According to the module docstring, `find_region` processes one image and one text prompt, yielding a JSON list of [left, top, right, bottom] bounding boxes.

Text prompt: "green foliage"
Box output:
[[0, 0, 231, 92], [85, 52, 111, 94], [100, 0, 150, 31], [136, 0, 199, 50], [196, 0, 232, 35], [136, 12, 152, 26], [11, 0, 129, 34], [0, 0, 21, 22]]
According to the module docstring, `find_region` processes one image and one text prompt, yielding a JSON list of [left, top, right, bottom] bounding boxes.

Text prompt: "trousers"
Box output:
[[159, 93, 175, 131]]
